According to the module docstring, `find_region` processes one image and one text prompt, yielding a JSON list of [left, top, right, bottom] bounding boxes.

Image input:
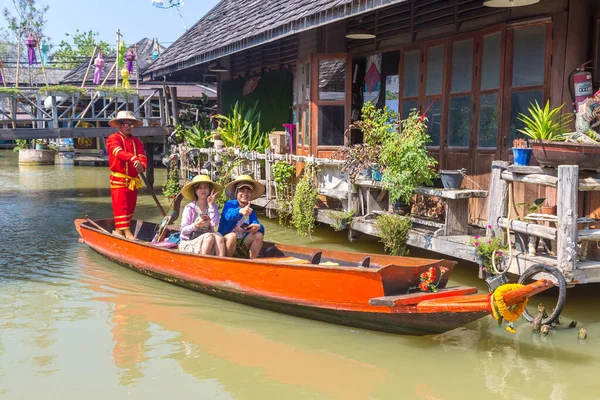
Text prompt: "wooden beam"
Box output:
[[556, 165, 579, 272], [488, 161, 509, 238], [0, 127, 172, 140], [498, 218, 556, 241]]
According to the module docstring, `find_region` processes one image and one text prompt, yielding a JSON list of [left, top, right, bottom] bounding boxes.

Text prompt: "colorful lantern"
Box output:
[[125, 48, 135, 74], [40, 39, 49, 66], [93, 52, 105, 85], [152, 40, 159, 60], [25, 33, 38, 65], [117, 41, 127, 68], [121, 66, 130, 89], [0, 60, 3, 84]]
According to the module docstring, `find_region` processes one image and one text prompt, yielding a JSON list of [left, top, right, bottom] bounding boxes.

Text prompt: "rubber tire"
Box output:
[[517, 263, 567, 325]]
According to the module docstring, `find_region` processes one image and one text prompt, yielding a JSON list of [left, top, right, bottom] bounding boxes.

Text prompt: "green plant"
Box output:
[[0, 87, 21, 96], [39, 85, 86, 96], [327, 209, 355, 231], [176, 122, 212, 148], [469, 229, 509, 275], [516, 197, 545, 217], [517, 101, 572, 141], [374, 212, 413, 256], [291, 163, 319, 238], [213, 101, 271, 152], [272, 161, 296, 227], [380, 110, 438, 204], [13, 139, 29, 152], [162, 161, 181, 198], [95, 86, 137, 99]]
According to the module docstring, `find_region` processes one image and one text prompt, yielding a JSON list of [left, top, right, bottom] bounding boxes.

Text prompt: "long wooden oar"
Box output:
[[85, 215, 111, 235], [139, 172, 167, 217]]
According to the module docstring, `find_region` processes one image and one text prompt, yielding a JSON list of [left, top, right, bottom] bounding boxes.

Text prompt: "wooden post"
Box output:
[[143, 101, 151, 127], [115, 30, 121, 88], [51, 94, 59, 129], [162, 83, 171, 125], [15, 33, 21, 88], [36, 92, 42, 129], [81, 45, 98, 88], [0, 65, 7, 87], [158, 88, 166, 127], [487, 161, 509, 239], [557, 165, 579, 272], [170, 86, 180, 125], [134, 45, 139, 90], [144, 140, 155, 187], [100, 62, 117, 87]]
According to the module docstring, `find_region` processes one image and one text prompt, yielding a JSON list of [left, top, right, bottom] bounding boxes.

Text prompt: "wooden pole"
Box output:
[[0, 66, 6, 87], [115, 29, 121, 88], [134, 45, 139, 90], [100, 61, 117, 87], [556, 165, 579, 272], [81, 45, 98, 88], [487, 161, 509, 239], [37, 44, 48, 86], [15, 32, 22, 88]]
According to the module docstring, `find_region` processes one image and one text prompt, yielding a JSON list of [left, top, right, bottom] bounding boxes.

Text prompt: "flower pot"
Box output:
[[370, 167, 382, 181], [531, 141, 600, 170], [440, 170, 465, 189], [35, 143, 46, 150], [512, 147, 532, 166], [541, 205, 557, 215]]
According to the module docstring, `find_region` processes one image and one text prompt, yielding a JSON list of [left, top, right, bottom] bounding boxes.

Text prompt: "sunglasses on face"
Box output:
[[120, 121, 136, 128]]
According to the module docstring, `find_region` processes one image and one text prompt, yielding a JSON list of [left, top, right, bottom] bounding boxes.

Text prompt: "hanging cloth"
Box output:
[[125, 48, 135, 74], [40, 40, 49, 66], [93, 52, 105, 85], [121, 66, 130, 89], [117, 41, 127, 69], [25, 33, 38, 65]]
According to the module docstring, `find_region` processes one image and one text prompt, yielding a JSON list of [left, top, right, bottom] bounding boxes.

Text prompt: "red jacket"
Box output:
[[106, 131, 147, 188]]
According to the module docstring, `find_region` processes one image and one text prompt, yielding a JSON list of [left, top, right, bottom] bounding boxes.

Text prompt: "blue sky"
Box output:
[[0, 0, 221, 49]]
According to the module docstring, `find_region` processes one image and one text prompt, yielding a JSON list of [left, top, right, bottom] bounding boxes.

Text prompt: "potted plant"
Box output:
[[516, 101, 600, 169], [39, 85, 86, 98], [95, 86, 137, 102], [512, 138, 532, 166], [469, 228, 509, 280]]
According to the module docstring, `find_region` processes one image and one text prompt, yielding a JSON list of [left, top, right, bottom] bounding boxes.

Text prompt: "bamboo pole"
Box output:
[[0, 65, 6, 87], [37, 44, 48, 86], [81, 45, 98, 88], [100, 61, 117, 87], [134, 45, 139, 90], [115, 30, 121, 88], [15, 33, 22, 88]]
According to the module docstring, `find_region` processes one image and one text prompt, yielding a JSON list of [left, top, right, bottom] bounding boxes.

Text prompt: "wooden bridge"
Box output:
[[0, 87, 173, 140]]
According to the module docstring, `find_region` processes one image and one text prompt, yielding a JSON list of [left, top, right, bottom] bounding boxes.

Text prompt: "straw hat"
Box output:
[[181, 174, 223, 201], [109, 110, 143, 128], [225, 175, 265, 201]]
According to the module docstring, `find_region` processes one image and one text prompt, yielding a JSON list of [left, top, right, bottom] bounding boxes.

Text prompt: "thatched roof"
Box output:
[[144, 0, 407, 78], [1, 67, 72, 85], [61, 38, 166, 86]]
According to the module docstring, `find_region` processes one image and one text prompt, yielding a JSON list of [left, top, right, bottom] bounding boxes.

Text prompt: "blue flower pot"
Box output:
[[371, 167, 382, 181], [512, 147, 532, 166]]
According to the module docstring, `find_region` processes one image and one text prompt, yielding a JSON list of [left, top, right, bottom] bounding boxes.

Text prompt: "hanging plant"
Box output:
[[272, 161, 296, 227], [291, 163, 319, 238], [162, 160, 181, 198], [39, 85, 86, 96]]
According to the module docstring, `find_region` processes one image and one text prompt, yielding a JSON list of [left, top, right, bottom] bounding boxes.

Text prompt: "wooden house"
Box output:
[[143, 0, 597, 227]]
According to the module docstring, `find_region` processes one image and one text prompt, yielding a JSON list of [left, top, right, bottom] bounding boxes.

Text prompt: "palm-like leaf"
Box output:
[[518, 101, 572, 141]]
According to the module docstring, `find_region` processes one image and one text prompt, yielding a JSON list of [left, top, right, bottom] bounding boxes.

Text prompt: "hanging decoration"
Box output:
[[125, 48, 136, 74], [243, 76, 261, 96], [0, 60, 4, 84], [363, 54, 382, 105], [117, 40, 127, 69], [152, 39, 160, 60], [121, 66, 130, 89], [25, 33, 38, 65], [93, 52, 105, 85], [151, 0, 187, 31], [40, 39, 49, 67]]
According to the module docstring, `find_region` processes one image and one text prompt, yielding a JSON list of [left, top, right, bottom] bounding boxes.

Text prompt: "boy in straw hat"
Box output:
[[218, 175, 265, 258], [179, 174, 226, 256], [105, 111, 147, 240]]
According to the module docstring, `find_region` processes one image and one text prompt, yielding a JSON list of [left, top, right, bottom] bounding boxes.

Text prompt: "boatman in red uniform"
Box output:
[[106, 111, 147, 240]]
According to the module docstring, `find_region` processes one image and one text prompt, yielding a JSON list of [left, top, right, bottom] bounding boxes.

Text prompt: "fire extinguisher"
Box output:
[[569, 62, 594, 113]]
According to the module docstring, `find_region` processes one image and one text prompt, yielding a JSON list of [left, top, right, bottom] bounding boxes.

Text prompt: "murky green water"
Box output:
[[1, 150, 599, 399]]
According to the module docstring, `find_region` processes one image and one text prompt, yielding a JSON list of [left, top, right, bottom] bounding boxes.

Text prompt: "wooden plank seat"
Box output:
[[368, 286, 479, 306]]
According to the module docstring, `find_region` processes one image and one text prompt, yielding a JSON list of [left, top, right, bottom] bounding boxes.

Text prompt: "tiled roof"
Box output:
[[1, 67, 72, 85], [61, 38, 166, 85], [144, 0, 408, 78]]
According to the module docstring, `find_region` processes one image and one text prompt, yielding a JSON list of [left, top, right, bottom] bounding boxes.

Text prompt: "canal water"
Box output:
[[1, 150, 599, 400]]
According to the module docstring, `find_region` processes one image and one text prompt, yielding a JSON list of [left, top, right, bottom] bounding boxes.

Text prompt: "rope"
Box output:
[[491, 180, 514, 275]]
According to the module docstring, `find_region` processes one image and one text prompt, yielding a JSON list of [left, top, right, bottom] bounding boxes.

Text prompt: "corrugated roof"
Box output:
[[1, 67, 72, 85], [144, 0, 408, 78]]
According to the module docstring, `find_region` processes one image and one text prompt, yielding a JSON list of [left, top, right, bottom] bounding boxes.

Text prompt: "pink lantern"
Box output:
[[93, 52, 105, 85], [25, 33, 38, 65]]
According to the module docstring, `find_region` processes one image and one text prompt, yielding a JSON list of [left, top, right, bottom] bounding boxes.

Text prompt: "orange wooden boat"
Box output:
[[74, 218, 554, 336]]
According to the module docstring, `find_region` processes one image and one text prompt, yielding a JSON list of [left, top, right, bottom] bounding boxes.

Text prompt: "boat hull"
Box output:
[[77, 218, 488, 335]]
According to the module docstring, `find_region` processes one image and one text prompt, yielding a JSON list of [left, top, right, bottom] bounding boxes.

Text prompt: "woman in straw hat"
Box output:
[[218, 175, 265, 258], [105, 111, 147, 240], [179, 175, 226, 256]]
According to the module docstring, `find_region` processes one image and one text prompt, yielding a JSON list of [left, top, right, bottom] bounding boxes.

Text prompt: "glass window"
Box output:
[[481, 33, 501, 90], [297, 108, 303, 146], [403, 50, 420, 98], [297, 66, 303, 104], [513, 26, 546, 87], [425, 99, 441, 146], [426, 46, 444, 96], [401, 100, 418, 119], [510, 90, 544, 141], [304, 106, 310, 146], [478, 93, 499, 148], [318, 106, 345, 146], [318, 59, 345, 101], [449, 96, 471, 147], [451, 40, 473, 93], [305, 62, 311, 101]]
